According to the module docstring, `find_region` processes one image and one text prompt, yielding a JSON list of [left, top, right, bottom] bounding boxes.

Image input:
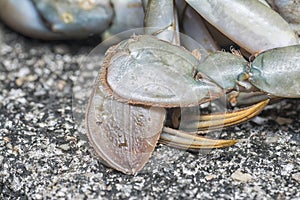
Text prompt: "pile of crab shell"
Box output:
[[1, 0, 300, 174]]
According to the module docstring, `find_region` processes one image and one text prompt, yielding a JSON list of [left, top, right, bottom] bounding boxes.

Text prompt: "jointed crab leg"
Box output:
[[186, 0, 298, 54], [180, 99, 270, 131], [250, 45, 300, 98], [162, 100, 269, 149], [160, 127, 237, 149], [144, 0, 179, 44], [181, 5, 219, 53]]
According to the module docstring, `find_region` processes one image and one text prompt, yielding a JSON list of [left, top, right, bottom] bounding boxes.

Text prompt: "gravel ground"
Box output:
[[0, 23, 299, 200]]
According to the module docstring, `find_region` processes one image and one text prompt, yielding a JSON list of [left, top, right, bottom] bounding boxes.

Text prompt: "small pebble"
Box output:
[[231, 170, 253, 183], [59, 143, 70, 151], [205, 174, 217, 181], [292, 173, 300, 183], [275, 117, 293, 125]]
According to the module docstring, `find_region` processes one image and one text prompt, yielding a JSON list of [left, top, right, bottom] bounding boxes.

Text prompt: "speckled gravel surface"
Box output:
[[0, 23, 299, 200]]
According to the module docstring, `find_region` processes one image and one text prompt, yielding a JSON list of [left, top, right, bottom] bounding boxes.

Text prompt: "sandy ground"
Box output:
[[0, 23, 299, 199]]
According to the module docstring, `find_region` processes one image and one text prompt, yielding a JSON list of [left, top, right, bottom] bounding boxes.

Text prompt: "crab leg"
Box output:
[[186, 0, 298, 54], [162, 99, 269, 149], [102, 0, 144, 39], [180, 99, 270, 131], [160, 127, 237, 149], [181, 5, 219, 53], [144, 0, 179, 44], [266, 0, 300, 36], [227, 91, 271, 107], [250, 45, 300, 97]]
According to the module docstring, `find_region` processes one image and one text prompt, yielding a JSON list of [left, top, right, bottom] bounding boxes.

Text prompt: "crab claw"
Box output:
[[102, 35, 223, 108]]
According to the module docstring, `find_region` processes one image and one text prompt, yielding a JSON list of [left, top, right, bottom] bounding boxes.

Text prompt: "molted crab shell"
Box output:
[[1, 0, 300, 174]]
